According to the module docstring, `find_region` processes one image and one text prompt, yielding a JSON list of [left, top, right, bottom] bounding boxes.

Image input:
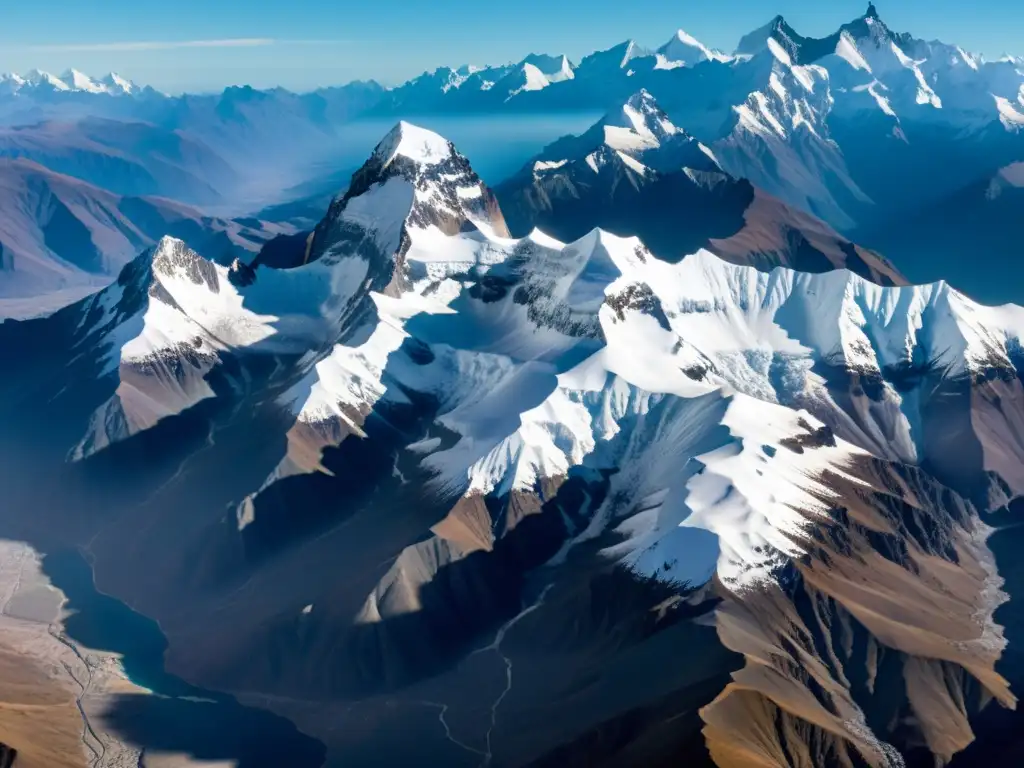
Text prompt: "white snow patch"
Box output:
[[835, 32, 872, 73], [376, 121, 453, 167]]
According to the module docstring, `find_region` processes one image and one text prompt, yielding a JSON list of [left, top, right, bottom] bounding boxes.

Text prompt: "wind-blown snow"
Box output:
[[679, 396, 865, 589]]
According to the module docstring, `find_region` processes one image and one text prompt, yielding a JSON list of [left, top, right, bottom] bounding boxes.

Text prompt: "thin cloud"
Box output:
[[27, 38, 344, 53]]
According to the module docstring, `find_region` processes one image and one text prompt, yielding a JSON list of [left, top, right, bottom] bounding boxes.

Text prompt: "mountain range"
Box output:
[[2, 114, 1023, 768], [494, 89, 901, 284], [2, 5, 1024, 768], [0, 4, 1020, 310]]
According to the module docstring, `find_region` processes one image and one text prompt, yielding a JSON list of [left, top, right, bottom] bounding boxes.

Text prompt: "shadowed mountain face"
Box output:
[[0, 158, 294, 318], [1, 119, 1024, 768], [495, 91, 903, 286], [0, 118, 236, 205], [858, 162, 1024, 305]]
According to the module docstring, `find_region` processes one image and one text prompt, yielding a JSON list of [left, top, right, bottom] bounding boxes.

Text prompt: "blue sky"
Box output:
[[0, 0, 1018, 93]]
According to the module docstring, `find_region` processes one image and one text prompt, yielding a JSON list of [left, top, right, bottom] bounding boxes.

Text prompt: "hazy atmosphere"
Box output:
[[0, 0, 1019, 90], [1, 2, 1023, 767]]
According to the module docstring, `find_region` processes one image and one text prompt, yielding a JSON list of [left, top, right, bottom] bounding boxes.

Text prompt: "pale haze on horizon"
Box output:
[[0, 0, 1020, 93]]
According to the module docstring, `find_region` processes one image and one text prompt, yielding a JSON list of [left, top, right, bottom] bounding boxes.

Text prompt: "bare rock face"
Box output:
[[703, 457, 1012, 767], [307, 121, 509, 299]]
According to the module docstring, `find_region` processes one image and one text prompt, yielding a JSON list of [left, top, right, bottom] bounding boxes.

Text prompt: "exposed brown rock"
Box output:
[[701, 457, 1013, 767], [709, 188, 905, 285], [0, 644, 87, 768]]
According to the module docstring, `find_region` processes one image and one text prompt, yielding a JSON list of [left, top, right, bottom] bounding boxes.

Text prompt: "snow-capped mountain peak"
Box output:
[[60, 68, 106, 94], [68, 123, 514, 458], [0, 72, 27, 95], [0, 67, 139, 95], [736, 4, 902, 66], [23, 69, 70, 91], [502, 53, 576, 98], [734, 15, 795, 58], [308, 120, 509, 276], [73, 126, 500, 455], [373, 121, 454, 168], [844, 3, 897, 44], [608, 89, 682, 144], [100, 72, 137, 94], [617, 40, 644, 68], [657, 28, 732, 69], [526, 90, 720, 180], [516, 88, 724, 188], [576, 40, 652, 76], [522, 53, 575, 81]]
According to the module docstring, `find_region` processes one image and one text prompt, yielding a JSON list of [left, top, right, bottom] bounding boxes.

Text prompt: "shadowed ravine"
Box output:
[[44, 550, 326, 767]]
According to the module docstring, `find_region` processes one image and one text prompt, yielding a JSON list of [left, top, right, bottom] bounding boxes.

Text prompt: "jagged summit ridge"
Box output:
[[527, 90, 719, 175], [0, 67, 137, 95], [495, 89, 910, 281], [615, 40, 646, 68], [75, 115, 525, 393], [293, 121, 511, 303], [734, 15, 792, 57], [614, 89, 684, 141], [733, 3, 904, 64]]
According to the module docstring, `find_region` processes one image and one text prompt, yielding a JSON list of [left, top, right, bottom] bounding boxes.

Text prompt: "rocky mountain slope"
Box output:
[[1, 122, 1022, 768], [0, 158, 293, 318]]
